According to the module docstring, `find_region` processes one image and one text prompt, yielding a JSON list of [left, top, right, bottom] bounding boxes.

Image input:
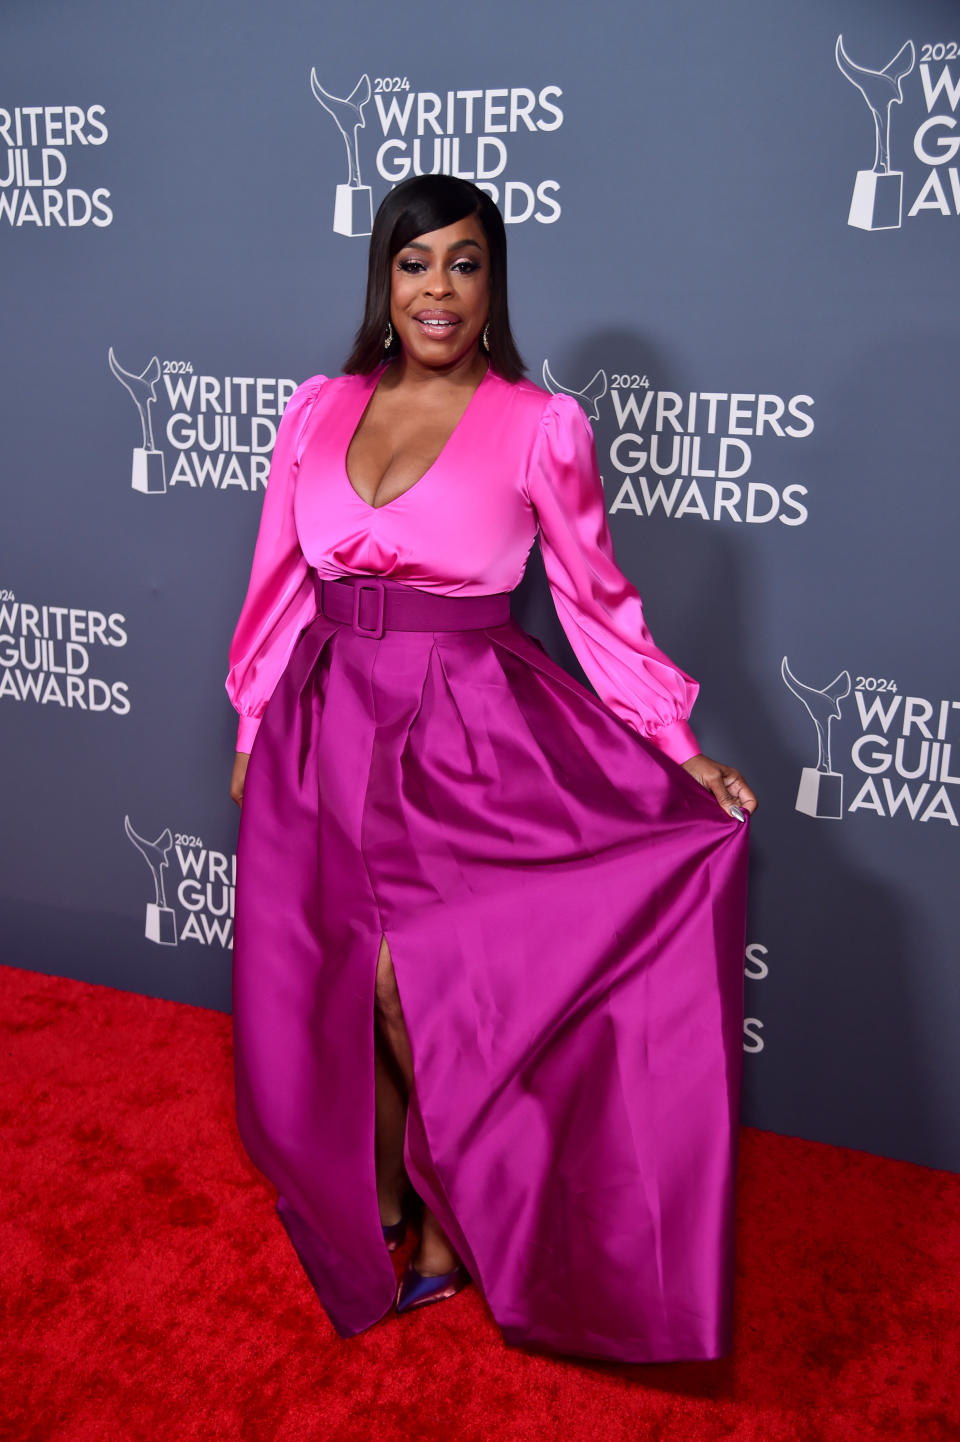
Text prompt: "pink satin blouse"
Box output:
[[226, 366, 700, 762]]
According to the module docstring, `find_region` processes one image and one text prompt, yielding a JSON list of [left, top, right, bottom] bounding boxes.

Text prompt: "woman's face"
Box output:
[[389, 213, 490, 371]]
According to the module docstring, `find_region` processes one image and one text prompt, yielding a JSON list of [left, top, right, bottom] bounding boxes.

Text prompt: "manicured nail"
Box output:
[[730, 806, 746, 823]]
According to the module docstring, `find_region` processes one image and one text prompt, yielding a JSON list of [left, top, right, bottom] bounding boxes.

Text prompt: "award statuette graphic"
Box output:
[[310, 71, 373, 237], [781, 657, 851, 820], [108, 347, 167, 494], [541, 360, 609, 423], [124, 815, 178, 945], [835, 35, 915, 232]]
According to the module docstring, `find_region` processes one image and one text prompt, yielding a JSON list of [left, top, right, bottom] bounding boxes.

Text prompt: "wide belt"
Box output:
[[313, 573, 511, 639]]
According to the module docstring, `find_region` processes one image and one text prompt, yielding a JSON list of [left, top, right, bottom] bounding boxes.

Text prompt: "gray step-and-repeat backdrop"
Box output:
[[2, 0, 957, 1173]]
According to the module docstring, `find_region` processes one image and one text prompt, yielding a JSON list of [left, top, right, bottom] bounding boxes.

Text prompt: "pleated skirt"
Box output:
[[233, 576, 749, 1363]]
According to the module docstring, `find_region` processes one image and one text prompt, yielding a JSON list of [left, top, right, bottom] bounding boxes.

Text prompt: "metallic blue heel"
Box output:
[[395, 1261, 470, 1313], [381, 1185, 418, 1252], [381, 1216, 407, 1251]]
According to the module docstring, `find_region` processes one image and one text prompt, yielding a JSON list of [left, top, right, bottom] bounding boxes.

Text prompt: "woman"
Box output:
[[226, 174, 755, 1363]]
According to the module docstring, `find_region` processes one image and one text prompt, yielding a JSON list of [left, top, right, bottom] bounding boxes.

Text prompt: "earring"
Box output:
[[481, 322, 490, 353], [384, 321, 394, 351]]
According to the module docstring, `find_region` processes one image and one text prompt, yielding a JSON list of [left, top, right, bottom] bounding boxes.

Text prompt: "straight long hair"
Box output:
[[343, 175, 525, 381]]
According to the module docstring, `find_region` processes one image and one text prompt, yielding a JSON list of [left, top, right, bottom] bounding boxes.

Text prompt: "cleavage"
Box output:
[[346, 389, 471, 508]]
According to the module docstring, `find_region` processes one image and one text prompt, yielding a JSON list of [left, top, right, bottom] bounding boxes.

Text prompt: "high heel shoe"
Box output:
[[381, 1185, 419, 1252], [381, 1216, 407, 1252], [395, 1260, 471, 1314]]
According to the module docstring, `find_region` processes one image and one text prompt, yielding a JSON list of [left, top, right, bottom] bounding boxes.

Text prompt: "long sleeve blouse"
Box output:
[[226, 367, 700, 763]]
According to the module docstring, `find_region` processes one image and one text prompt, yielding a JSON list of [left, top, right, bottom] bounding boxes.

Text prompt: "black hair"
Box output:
[[343, 174, 525, 381]]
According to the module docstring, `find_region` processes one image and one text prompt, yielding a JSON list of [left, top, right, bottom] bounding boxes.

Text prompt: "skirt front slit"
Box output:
[[233, 577, 749, 1363]]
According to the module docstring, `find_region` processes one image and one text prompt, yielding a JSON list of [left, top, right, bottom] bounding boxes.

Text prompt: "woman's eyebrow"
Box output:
[[402, 238, 483, 253]]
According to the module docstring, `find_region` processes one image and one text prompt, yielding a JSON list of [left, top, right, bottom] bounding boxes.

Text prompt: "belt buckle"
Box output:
[[352, 578, 386, 638]]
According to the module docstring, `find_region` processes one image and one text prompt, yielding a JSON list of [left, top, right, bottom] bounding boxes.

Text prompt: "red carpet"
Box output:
[[1, 964, 958, 1442]]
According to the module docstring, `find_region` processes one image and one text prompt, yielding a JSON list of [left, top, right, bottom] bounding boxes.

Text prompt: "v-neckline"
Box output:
[[343, 362, 491, 512]]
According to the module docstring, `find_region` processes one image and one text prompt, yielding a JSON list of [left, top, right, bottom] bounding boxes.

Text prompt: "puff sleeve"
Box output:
[[225, 375, 327, 752], [527, 393, 701, 764]]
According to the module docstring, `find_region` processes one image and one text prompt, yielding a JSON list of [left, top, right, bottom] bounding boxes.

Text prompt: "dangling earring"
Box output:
[[481, 322, 490, 353], [384, 321, 394, 352]]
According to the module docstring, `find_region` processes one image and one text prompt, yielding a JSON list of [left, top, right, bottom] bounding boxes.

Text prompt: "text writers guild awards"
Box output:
[[541, 360, 608, 423], [108, 347, 167, 494], [310, 70, 373, 237], [124, 816, 177, 945], [835, 35, 915, 232], [781, 658, 851, 820]]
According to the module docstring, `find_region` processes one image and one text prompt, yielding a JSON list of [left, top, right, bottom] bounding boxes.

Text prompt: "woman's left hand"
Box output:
[[681, 753, 757, 820]]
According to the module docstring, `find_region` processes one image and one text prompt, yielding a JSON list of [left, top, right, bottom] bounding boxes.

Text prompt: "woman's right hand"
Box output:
[[230, 752, 250, 808]]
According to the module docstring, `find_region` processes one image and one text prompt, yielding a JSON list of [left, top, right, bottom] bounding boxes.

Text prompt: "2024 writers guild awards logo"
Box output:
[[310, 70, 374, 237], [124, 815, 177, 945], [123, 815, 237, 947], [108, 347, 167, 494], [780, 660, 959, 826], [781, 658, 852, 819], [310, 73, 564, 231], [835, 35, 916, 231], [543, 358, 815, 526]]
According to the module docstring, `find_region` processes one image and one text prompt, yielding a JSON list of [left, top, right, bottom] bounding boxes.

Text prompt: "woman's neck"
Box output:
[[385, 348, 488, 393]]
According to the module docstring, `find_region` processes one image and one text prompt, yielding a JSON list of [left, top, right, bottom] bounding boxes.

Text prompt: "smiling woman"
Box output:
[[344, 176, 525, 381], [344, 217, 492, 510], [226, 173, 755, 1363], [392, 226, 486, 349]]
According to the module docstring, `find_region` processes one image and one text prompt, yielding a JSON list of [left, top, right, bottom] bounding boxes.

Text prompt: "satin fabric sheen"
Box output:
[[227, 369, 750, 1362], [226, 367, 700, 762]]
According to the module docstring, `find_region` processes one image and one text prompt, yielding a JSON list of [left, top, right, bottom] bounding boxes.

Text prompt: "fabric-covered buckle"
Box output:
[[352, 579, 386, 638]]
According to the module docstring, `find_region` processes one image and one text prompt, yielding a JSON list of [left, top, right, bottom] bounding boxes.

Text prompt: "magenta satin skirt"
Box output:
[[233, 575, 749, 1363]]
